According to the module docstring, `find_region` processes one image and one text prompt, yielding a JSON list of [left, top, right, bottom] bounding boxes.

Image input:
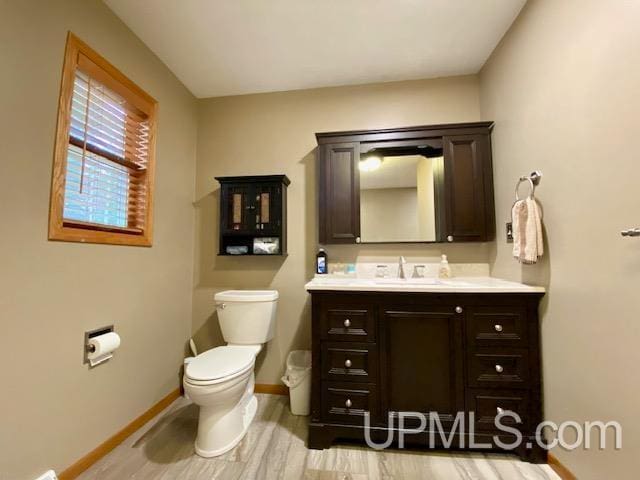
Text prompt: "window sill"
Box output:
[[49, 221, 152, 247]]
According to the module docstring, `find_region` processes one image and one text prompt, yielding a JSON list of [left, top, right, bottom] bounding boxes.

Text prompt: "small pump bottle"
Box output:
[[438, 254, 452, 279]]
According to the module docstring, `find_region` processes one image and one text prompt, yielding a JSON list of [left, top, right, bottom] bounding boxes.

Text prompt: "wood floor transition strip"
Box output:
[[255, 383, 288, 396], [548, 453, 578, 480], [58, 387, 181, 480]]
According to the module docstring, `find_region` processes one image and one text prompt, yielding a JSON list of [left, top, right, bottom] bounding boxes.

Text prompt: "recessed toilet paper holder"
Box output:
[[84, 325, 114, 365]]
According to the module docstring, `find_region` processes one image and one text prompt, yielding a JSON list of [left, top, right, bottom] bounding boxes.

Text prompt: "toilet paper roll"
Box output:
[[88, 332, 121, 361]]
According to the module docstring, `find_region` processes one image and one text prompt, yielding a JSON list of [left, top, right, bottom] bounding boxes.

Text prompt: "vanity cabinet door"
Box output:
[[319, 143, 361, 244], [442, 134, 495, 242], [381, 306, 465, 429]]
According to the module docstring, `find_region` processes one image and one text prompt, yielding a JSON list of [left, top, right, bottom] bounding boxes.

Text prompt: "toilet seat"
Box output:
[[185, 346, 255, 385]]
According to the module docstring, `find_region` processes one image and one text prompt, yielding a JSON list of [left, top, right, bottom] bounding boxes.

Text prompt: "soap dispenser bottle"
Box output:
[[438, 254, 452, 279], [316, 248, 328, 274]]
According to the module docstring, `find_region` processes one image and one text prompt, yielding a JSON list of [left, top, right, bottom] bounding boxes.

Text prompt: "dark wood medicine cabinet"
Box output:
[[216, 175, 290, 256], [316, 122, 495, 244]]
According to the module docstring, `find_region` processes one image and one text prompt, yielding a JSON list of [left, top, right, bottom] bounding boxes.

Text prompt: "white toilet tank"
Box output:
[[214, 290, 278, 344]]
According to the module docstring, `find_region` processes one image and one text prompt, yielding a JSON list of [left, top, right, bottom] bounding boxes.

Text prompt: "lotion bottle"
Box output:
[[438, 254, 452, 279]]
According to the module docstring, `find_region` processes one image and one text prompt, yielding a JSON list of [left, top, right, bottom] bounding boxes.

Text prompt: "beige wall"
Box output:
[[361, 188, 419, 242], [417, 157, 437, 241], [193, 76, 490, 385], [480, 0, 640, 478], [0, 1, 197, 479]]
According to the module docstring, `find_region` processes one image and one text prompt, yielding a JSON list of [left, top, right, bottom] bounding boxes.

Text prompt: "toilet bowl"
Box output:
[[183, 346, 258, 456], [183, 290, 278, 457]]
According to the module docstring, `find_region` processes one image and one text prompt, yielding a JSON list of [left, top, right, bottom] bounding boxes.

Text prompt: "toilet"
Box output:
[[183, 290, 278, 457]]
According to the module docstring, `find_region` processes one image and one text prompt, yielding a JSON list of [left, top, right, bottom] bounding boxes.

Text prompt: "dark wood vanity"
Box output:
[[316, 122, 495, 244], [308, 290, 546, 462]]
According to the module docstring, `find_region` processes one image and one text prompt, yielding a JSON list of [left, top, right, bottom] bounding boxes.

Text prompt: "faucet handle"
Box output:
[[375, 265, 388, 278], [412, 265, 426, 278]]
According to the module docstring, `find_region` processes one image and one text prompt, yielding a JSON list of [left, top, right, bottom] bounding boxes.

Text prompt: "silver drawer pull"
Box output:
[[494, 324, 503, 332], [345, 399, 352, 408], [344, 359, 352, 368], [455, 306, 463, 314], [495, 364, 504, 373], [447, 235, 454, 242], [496, 407, 505, 415], [343, 319, 351, 328]]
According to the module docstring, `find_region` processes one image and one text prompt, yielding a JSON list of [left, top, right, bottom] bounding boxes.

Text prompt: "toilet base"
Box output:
[[195, 394, 258, 458]]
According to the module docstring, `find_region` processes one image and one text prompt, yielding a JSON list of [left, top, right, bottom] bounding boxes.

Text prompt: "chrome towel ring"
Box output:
[[515, 171, 542, 201]]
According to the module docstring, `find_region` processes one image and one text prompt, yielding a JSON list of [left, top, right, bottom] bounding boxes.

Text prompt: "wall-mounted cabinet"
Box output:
[[216, 175, 290, 256], [316, 122, 495, 244]]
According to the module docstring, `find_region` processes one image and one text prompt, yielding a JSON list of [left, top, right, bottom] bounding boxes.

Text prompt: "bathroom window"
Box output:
[[48, 33, 157, 246]]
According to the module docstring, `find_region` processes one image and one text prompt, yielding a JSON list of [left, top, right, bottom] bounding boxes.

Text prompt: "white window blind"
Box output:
[[63, 69, 150, 231]]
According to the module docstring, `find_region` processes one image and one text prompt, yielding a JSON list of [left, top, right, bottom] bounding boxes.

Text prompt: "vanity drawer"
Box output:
[[467, 306, 528, 347], [321, 342, 378, 383], [467, 349, 529, 388], [320, 307, 376, 342], [321, 382, 379, 425], [467, 389, 529, 432]]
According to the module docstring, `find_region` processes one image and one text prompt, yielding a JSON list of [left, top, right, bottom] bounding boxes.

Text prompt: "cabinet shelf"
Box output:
[[217, 253, 289, 257], [220, 228, 282, 235]]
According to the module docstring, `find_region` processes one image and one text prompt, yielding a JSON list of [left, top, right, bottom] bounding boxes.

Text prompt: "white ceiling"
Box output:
[[104, 0, 526, 98]]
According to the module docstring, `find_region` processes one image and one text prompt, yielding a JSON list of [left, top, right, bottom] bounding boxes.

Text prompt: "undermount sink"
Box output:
[[438, 278, 476, 286], [373, 277, 480, 287], [374, 278, 441, 285]]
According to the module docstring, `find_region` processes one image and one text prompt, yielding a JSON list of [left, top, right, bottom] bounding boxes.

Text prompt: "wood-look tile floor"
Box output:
[[78, 394, 560, 480]]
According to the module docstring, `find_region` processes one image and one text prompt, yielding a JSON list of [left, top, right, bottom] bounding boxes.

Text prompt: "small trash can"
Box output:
[[281, 350, 312, 415]]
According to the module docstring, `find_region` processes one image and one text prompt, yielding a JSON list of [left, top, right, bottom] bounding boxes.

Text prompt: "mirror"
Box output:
[[359, 146, 443, 243]]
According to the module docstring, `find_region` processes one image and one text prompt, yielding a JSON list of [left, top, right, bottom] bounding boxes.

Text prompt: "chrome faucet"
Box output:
[[398, 256, 407, 279]]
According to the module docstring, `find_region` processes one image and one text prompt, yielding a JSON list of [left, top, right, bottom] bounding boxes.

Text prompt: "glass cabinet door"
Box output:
[[224, 184, 253, 232], [253, 184, 281, 233]]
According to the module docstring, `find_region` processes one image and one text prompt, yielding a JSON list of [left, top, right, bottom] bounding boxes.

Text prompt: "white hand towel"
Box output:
[[512, 198, 544, 264], [512, 200, 527, 261], [531, 197, 544, 257], [521, 197, 544, 264]]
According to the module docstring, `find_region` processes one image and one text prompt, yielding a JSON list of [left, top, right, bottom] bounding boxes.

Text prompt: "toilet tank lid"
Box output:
[[215, 290, 279, 302]]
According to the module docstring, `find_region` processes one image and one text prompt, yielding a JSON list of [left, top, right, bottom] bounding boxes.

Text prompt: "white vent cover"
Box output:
[[34, 471, 58, 480]]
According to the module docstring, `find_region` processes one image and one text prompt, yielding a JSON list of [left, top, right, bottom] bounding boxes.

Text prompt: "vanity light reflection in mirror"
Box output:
[[359, 154, 382, 172], [359, 150, 442, 243]]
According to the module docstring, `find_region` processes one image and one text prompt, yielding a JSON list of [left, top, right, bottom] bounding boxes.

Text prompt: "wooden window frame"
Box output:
[[48, 32, 158, 247]]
